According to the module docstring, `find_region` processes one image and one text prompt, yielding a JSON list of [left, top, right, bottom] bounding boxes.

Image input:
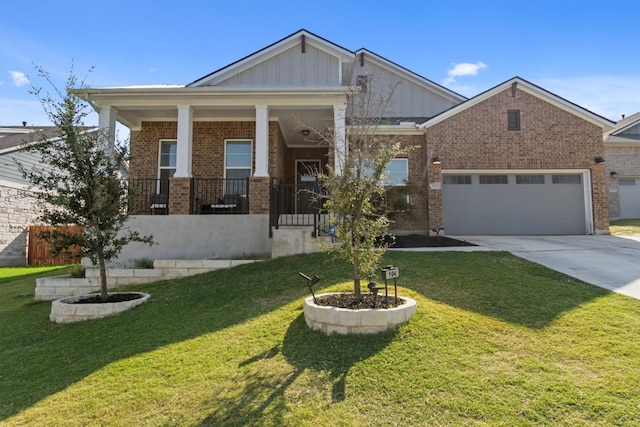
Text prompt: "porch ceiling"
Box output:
[[117, 106, 333, 147]]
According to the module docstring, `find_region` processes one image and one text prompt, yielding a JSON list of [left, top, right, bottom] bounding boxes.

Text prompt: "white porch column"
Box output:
[[254, 104, 269, 177], [175, 105, 193, 177], [333, 102, 347, 175], [97, 105, 117, 153]]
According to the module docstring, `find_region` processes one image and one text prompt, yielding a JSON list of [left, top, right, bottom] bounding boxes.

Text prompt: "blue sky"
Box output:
[[1, 0, 639, 127]]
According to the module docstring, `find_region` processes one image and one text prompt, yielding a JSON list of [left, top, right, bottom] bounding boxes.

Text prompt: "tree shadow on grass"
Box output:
[[198, 314, 398, 426], [0, 253, 351, 421], [385, 251, 612, 329]]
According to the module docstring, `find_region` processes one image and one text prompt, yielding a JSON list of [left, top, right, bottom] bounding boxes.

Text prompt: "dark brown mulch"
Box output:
[[315, 292, 406, 309], [379, 234, 475, 248], [73, 293, 145, 304]]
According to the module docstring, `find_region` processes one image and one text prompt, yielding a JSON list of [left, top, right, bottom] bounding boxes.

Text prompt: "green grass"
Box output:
[[610, 219, 640, 236], [1, 252, 638, 426]]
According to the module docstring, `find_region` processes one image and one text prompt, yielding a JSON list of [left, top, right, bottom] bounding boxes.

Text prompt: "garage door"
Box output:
[[442, 172, 587, 235], [619, 178, 640, 219]]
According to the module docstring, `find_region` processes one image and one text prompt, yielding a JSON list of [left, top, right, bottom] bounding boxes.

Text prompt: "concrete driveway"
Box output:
[[454, 235, 640, 300]]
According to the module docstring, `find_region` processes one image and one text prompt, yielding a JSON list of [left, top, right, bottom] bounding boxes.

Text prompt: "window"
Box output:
[[356, 75, 368, 93], [225, 140, 252, 195], [552, 174, 582, 184], [443, 175, 472, 184], [508, 110, 521, 131], [479, 175, 508, 184], [385, 158, 409, 208], [619, 179, 636, 186], [516, 174, 545, 184], [158, 140, 177, 194]]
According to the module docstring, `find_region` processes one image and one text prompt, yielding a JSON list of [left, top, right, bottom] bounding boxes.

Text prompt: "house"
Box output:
[[604, 112, 640, 220], [0, 126, 59, 266], [0, 125, 112, 266], [79, 29, 615, 264]]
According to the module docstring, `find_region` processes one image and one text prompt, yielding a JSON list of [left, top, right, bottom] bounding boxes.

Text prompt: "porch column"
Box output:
[[175, 105, 193, 177], [254, 104, 269, 177], [97, 105, 117, 153], [333, 102, 346, 175]]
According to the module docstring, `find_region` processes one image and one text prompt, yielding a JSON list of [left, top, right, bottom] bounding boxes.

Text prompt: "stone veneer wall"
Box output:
[[425, 87, 609, 233], [0, 184, 42, 266]]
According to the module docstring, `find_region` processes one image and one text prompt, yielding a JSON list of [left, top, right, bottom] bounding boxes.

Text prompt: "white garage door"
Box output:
[[442, 172, 588, 235], [619, 178, 640, 219]]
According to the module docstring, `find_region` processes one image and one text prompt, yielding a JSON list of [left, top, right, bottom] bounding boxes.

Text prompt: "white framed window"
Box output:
[[225, 139, 252, 195], [158, 139, 177, 194]]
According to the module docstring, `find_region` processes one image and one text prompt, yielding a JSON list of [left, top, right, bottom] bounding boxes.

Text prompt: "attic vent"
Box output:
[[507, 110, 521, 131], [301, 34, 305, 53], [356, 75, 368, 93], [360, 52, 365, 66]]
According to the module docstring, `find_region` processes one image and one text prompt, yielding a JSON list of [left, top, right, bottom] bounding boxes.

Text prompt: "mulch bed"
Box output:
[[380, 234, 475, 248], [73, 293, 144, 304], [315, 292, 406, 309]]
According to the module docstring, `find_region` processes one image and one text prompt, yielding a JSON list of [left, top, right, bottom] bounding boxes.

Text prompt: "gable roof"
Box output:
[[354, 48, 466, 104], [604, 111, 640, 144], [0, 127, 59, 153], [419, 76, 616, 131], [188, 29, 354, 87]]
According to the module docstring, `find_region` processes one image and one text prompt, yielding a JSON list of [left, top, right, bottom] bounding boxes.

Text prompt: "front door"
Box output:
[[296, 160, 320, 214]]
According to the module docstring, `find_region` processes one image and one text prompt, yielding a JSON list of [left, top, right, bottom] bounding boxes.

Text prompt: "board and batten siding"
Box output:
[[344, 59, 459, 118], [218, 44, 341, 87]]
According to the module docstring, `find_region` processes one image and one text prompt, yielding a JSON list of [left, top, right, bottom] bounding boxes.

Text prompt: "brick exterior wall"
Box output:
[[169, 177, 193, 214], [249, 177, 271, 214], [605, 145, 640, 219], [425, 86, 609, 233], [390, 134, 428, 232]]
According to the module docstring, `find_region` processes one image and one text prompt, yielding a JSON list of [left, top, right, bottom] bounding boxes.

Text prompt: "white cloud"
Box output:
[[8, 70, 29, 87], [536, 76, 640, 121], [149, 67, 158, 73], [443, 61, 487, 86]]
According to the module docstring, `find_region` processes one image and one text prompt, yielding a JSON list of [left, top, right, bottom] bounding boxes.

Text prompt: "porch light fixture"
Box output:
[[610, 171, 618, 178], [431, 156, 442, 165], [301, 129, 310, 137], [594, 156, 605, 164]]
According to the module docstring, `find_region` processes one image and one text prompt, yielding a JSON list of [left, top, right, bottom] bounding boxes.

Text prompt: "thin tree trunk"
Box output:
[[98, 255, 108, 302]]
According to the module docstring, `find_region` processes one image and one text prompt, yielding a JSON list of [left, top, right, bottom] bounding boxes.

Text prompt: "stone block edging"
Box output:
[[303, 293, 417, 335], [50, 292, 150, 323]]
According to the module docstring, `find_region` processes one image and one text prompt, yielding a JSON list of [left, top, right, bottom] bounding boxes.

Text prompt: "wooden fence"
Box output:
[[27, 225, 83, 265]]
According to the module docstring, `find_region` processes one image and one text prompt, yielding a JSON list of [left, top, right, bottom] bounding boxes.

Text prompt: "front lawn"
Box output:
[[610, 219, 640, 236], [1, 252, 638, 426]]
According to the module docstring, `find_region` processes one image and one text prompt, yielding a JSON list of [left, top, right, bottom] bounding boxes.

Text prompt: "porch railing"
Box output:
[[127, 179, 169, 215], [192, 178, 249, 214], [269, 178, 332, 238], [126, 178, 250, 215]]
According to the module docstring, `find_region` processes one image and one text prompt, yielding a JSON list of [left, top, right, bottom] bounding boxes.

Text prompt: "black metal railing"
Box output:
[[127, 179, 169, 215], [269, 178, 332, 237], [192, 178, 249, 214]]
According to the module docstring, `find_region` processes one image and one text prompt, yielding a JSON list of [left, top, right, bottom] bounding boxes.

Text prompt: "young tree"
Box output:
[[19, 65, 154, 302], [313, 73, 415, 299]]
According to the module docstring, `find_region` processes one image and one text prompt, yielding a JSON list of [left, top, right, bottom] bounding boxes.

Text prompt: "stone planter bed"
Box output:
[[303, 292, 417, 335], [50, 292, 150, 323]]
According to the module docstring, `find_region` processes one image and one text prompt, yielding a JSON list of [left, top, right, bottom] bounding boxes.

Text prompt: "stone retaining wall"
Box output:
[[35, 259, 258, 300]]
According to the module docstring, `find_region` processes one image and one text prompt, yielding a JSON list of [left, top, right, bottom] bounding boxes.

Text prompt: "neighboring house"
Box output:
[[0, 125, 110, 266], [0, 126, 59, 266], [79, 29, 615, 264], [604, 112, 640, 220]]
